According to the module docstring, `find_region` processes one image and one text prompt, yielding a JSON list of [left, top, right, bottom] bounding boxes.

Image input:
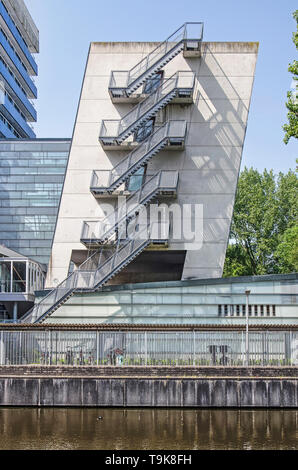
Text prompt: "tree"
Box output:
[[283, 10, 298, 144], [223, 166, 298, 277]]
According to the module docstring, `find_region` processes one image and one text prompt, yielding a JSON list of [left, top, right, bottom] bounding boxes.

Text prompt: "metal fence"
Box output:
[[0, 330, 297, 366]]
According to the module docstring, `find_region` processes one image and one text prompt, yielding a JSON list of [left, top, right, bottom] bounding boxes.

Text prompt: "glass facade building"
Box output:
[[0, 0, 38, 138], [0, 139, 71, 266]]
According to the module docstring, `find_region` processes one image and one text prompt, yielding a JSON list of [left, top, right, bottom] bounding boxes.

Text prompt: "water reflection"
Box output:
[[0, 408, 297, 450]]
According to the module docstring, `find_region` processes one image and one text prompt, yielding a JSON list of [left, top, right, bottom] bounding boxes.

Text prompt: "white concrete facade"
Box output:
[[47, 41, 258, 289]]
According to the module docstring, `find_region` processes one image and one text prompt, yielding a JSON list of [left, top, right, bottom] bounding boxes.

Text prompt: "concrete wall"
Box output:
[[0, 376, 297, 407], [47, 41, 258, 288]]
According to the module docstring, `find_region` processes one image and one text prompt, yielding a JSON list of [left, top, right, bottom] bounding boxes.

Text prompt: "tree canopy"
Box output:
[[223, 166, 298, 277], [283, 10, 298, 144]]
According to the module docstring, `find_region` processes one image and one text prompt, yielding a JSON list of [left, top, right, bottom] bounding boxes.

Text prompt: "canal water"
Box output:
[[0, 408, 297, 450]]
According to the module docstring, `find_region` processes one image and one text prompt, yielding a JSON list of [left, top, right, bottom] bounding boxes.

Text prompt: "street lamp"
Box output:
[[245, 289, 251, 366]]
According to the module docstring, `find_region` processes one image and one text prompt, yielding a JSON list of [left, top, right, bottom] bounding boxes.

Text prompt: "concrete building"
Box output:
[[0, 138, 71, 266], [20, 23, 264, 324], [0, 0, 38, 138], [48, 25, 258, 285]]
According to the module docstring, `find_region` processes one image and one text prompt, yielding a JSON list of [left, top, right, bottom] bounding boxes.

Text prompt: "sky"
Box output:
[[25, 0, 297, 173]]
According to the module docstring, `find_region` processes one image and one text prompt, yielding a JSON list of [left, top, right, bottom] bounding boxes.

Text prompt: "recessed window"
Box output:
[[143, 71, 163, 94], [266, 305, 270, 316]]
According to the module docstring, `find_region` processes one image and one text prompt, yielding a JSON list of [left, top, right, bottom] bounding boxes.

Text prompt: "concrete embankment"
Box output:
[[0, 366, 297, 408]]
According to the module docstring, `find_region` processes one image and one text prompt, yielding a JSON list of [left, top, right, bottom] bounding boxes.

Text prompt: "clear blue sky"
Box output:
[[26, 0, 297, 173]]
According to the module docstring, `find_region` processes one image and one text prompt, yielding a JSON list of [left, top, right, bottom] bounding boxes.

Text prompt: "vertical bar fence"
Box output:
[[0, 330, 296, 366]]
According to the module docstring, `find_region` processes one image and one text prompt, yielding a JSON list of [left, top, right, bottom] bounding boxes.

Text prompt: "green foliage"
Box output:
[[283, 10, 298, 144], [223, 166, 298, 277], [275, 224, 298, 272]]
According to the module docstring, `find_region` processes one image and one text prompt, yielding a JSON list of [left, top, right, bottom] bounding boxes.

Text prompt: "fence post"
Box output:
[[0, 330, 4, 365], [48, 330, 52, 365], [193, 330, 195, 366], [145, 331, 147, 366], [96, 331, 99, 365]]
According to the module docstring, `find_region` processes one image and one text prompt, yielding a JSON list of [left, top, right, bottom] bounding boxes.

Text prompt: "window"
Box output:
[[126, 167, 145, 192], [134, 119, 154, 143], [143, 71, 163, 94], [266, 305, 270, 316], [218, 305, 222, 316], [254, 305, 258, 316]]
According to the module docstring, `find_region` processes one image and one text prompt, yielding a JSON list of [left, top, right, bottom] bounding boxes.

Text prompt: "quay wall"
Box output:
[[0, 366, 297, 408]]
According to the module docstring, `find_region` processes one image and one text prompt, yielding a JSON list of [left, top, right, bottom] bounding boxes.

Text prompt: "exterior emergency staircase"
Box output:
[[82, 170, 178, 248], [20, 171, 177, 324], [99, 71, 194, 145], [93, 121, 185, 196], [20, 219, 164, 324], [109, 22, 203, 98]]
